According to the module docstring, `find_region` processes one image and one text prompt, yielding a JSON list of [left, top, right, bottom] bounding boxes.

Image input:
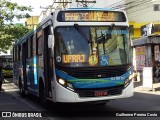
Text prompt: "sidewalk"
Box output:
[[134, 79, 160, 95]]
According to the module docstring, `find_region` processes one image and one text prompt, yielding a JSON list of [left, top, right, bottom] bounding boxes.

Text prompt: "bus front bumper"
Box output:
[[55, 80, 133, 103]]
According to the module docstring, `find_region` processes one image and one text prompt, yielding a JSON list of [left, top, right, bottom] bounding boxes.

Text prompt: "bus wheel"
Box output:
[[39, 88, 45, 104], [39, 83, 47, 104], [39, 88, 51, 109]]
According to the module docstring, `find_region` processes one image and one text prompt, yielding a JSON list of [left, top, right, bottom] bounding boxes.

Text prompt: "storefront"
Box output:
[[131, 34, 160, 80]]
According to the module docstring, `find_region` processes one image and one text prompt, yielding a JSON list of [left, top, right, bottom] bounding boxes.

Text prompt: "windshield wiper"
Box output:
[[97, 32, 106, 54], [96, 24, 115, 55], [74, 23, 94, 54], [97, 24, 115, 44], [74, 23, 91, 43]]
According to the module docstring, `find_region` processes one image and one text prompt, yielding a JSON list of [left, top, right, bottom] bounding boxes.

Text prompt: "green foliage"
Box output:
[[0, 0, 32, 52], [0, 24, 30, 51]]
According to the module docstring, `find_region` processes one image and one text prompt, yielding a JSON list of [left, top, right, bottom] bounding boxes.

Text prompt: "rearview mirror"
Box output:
[[48, 35, 55, 48]]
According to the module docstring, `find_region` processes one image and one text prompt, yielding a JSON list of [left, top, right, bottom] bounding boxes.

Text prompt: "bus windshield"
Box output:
[[55, 26, 130, 67]]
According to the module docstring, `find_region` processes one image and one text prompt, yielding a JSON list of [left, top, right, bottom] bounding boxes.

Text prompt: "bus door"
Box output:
[[43, 23, 54, 98]]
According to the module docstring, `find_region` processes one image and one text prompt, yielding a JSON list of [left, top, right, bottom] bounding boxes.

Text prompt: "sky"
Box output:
[[10, 0, 122, 23], [11, 0, 121, 15], [11, 0, 53, 16], [11, 0, 53, 23]]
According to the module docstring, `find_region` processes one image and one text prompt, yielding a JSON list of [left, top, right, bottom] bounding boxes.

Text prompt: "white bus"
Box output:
[[13, 8, 133, 105]]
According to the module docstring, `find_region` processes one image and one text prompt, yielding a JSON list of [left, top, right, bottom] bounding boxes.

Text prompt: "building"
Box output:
[[125, 0, 160, 39], [25, 16, 39, 29]]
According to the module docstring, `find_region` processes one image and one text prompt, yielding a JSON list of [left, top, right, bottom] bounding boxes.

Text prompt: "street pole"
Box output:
[[76, 0, 96, 7]]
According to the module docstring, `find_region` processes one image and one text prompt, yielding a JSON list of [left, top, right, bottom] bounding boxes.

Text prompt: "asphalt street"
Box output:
[[0, 78, 160, 120]]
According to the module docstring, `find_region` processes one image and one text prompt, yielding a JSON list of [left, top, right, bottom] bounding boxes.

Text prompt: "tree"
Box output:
[[0, 0, 32, 53]]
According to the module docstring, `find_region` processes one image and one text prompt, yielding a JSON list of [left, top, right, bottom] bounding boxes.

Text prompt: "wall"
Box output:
[[126, 0, 160, 23], [25, 16, 39, 29]]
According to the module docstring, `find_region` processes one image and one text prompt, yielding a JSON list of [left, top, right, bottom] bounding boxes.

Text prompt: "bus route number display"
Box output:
[[59, 11, 125, 22], [62, 54, 85, 63]]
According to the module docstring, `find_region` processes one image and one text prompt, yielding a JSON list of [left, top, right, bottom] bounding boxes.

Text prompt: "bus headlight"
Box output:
[[58, 78, 65, 85], [57, 78, 74, 91], [124, 74, 133, 88]]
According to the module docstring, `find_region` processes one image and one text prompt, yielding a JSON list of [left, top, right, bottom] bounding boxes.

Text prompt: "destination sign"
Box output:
[[62, 54, 85, 63], [58, 11, 126, 22]]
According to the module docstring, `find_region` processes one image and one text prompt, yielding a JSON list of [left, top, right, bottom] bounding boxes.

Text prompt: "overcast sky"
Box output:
[[11, 0, 53, 16], [10, 0, 53, 23], [10, 0, 122, 23]]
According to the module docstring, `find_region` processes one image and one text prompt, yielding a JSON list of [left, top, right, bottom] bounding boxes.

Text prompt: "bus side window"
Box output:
[[19, 45, 22, 61], [33, 34, 36, 56], [31, 36, 33, 57], [28, 38, 31, 58], [16, 47, 18, 62], [13, 48, 15, 62], [28, 36, 33, 58], [26, 39, 28, 58], [37, 29, 43, 55]]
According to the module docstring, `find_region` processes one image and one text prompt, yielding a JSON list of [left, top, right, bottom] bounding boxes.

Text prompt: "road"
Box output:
[[1, 78, 160, 120]]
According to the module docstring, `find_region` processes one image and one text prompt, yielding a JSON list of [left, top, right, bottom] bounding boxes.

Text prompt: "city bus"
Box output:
[[0, 55, 13, 77], [13, 8, 133, 104]]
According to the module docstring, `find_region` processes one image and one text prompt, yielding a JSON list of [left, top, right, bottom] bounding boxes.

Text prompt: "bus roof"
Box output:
[[64, 7, 126, 12], [66, 7, 113, 10]]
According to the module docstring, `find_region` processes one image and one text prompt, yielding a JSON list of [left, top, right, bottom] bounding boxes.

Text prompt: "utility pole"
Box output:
[[76, 0, 96, 7], [54, 0, 72, 9]]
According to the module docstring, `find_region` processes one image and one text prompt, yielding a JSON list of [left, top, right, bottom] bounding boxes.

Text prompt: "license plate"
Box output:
[[94, 91, 108, 96]]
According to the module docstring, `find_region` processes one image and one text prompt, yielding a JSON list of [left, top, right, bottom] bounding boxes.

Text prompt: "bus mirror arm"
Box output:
[[48, 35, 55, 48]]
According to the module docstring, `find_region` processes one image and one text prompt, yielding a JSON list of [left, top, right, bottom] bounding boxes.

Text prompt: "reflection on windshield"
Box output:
[[96, 27, 129, 66], [55, 26, 130, 67]]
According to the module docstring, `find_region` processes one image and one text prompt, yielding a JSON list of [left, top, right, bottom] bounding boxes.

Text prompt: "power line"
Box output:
[[106, 0, 155, 19], [127, 4, 152, 15], [76, 0, 96, 7], [54, 0, 72, 8], [124, 0, 151, 10], [106, 0, 151, 11], [128, 5, 153, 19]]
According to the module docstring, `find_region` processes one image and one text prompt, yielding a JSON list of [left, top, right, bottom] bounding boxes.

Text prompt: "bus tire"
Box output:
[[39, 80, 47, 105], [39, 88, 45, 104], [39, 80, 50, 109]]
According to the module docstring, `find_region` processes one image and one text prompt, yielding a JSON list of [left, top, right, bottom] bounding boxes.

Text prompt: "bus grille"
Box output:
[[75, 85, 124, 97], [56, 64, 131, 78]]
